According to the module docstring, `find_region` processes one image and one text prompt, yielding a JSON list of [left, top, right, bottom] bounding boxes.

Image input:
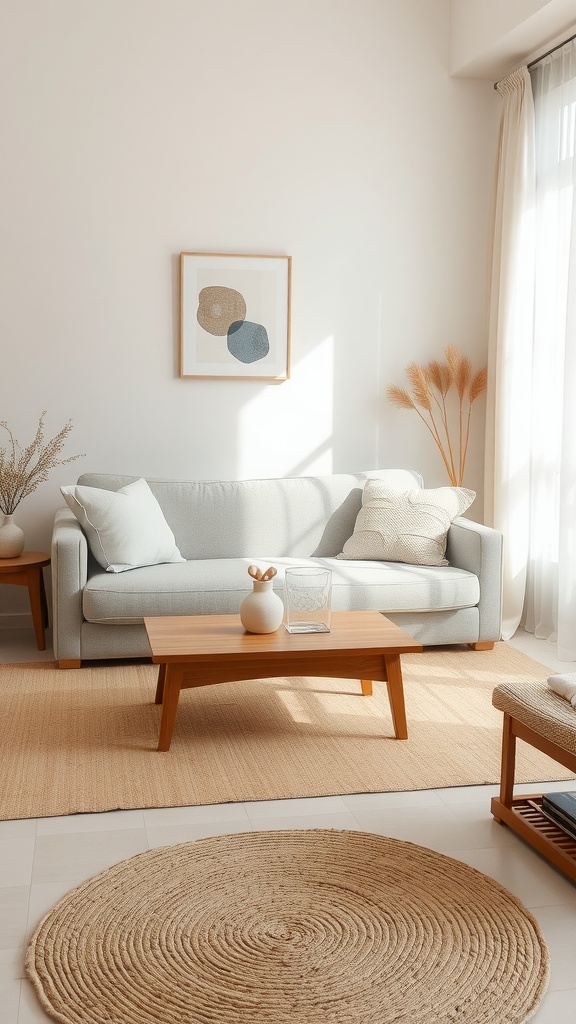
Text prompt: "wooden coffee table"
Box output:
[[144, 610, 422, 751]]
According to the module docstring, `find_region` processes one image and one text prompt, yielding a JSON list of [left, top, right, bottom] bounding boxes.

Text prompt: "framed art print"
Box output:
[[180, 252, 291, 381]]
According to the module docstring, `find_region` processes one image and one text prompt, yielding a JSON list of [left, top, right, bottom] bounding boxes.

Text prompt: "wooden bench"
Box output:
[[491, 679, 576, 883]]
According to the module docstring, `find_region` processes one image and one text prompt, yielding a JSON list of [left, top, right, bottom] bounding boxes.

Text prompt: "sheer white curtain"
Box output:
[[525, 40, 576, 660], [484, 68, 535, 641], [486, 42, 576, 659]]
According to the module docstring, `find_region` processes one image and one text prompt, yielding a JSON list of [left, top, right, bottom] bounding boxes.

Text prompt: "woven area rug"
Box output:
[[26, 829, 550, 1023], [2, 642, 574, 820]]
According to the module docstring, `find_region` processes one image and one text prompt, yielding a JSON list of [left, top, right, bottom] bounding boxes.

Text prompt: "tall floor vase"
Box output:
[[0, 514, 25, 558]]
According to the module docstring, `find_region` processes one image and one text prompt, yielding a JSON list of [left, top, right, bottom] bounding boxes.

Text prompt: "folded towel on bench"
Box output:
[[548, 673, 576, 708]]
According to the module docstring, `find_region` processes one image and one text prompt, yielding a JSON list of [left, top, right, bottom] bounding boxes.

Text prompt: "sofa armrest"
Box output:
[[446, 517, 503, 642], [51, 508, 88, 662]]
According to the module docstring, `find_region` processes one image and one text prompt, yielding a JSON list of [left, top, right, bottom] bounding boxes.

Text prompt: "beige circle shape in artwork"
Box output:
[[197, 286, 247, 336]]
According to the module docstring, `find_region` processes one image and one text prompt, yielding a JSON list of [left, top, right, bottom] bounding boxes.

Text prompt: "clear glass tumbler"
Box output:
[[284, 567, 332, 633]]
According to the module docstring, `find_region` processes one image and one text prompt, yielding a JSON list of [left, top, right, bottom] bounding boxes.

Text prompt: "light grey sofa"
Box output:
[[50, 469, 503, 667]]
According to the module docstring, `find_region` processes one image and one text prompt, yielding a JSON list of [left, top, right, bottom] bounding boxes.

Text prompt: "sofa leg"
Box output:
[[468, 642, 495, 651], [59, 659, 81, 668]]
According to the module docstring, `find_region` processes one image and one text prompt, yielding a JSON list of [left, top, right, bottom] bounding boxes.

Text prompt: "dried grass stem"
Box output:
[[0, 412, 83, 516], [386, 346, 487, 487]]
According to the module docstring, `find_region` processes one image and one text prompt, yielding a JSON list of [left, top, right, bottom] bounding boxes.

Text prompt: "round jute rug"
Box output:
[[26, 830, 549, 1024]]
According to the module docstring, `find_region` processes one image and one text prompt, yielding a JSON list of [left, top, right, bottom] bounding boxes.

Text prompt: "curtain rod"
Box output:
[[527, 29, 576, 68], [494, 29, 576, 89]]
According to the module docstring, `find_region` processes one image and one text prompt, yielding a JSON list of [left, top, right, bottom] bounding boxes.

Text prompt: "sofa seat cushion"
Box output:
[[82, 556, 480, 625]]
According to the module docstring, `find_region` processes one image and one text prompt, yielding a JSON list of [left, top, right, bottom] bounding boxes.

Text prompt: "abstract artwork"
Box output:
[[180, 253, 291, 380]]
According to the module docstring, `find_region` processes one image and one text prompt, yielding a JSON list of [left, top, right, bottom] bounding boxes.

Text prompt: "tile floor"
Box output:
[[1, 627, 575, 1022]]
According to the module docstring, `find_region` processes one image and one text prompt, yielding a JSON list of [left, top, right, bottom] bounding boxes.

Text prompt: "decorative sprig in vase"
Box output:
[[386, 345, 487, 487], [0, 412, 83, 558]]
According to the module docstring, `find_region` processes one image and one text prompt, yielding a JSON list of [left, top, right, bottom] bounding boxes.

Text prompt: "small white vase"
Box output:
[[0, 514, 25, 558], [239, 579, 284, 634]]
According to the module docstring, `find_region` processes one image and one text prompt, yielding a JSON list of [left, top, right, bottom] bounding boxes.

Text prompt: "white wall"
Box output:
[[0, 0, 500, 621], [450, 0, 576, 76]]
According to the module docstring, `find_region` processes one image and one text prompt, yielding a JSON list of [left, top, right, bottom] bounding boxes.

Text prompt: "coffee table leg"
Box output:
[[154, 664, 166, 705], [384, 654, 408, 739], [158, 666, 183, 751], [360, 679, 373, 696]]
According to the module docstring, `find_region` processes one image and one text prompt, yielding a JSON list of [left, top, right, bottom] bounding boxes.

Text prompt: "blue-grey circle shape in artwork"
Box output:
[[227, 321, 270, 363]]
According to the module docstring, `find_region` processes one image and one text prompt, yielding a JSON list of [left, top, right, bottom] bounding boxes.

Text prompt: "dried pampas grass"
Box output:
[[386, 345, 487, 487]]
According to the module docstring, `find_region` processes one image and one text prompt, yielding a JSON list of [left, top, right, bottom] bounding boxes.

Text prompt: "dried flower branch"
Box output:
[[0, 412, 84, 515], [386, 346, 487, 486]]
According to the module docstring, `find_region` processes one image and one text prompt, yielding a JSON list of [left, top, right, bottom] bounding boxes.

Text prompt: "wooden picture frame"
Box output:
[[180, 252, 291, 381]]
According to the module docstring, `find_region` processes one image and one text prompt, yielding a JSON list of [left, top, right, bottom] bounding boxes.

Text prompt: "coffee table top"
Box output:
[[144, 610, 422, 663]]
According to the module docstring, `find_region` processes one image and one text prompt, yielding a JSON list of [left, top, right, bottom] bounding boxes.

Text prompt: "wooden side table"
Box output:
[[0, 551, 51, 650]]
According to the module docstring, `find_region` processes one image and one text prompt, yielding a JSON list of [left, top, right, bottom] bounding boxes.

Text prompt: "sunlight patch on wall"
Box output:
[[237, 336, 334, 479]]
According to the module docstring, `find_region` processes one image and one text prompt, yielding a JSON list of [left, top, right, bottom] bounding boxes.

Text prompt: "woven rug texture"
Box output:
[[1, 641, 574, 820], [26, 829, 550, 1023]]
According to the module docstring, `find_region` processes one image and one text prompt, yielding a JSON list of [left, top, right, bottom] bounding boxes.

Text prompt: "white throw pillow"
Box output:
[[336, 481, 475, 566], [61, 477, 185, 573]]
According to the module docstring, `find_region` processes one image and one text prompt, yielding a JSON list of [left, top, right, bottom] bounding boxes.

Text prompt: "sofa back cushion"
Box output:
[[75, 470, 423, 559]]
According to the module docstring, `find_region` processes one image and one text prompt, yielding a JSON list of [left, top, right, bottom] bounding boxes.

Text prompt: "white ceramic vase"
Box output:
[[0, 514, 25, 558], [239, 579, 284, 634]]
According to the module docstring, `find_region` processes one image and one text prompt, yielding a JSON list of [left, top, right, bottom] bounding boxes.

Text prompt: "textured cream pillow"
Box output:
[[336, 481, 475, 566], [61, 477, 185, 573]]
